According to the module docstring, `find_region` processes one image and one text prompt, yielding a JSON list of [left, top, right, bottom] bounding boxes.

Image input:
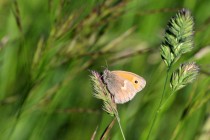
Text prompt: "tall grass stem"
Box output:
[[146, 68, 170, 140], [170, 120, 184, 140], [116, 113, 126, 140]]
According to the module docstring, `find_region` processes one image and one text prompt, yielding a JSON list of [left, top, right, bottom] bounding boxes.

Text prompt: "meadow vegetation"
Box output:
[[0, 0, 210, 140]]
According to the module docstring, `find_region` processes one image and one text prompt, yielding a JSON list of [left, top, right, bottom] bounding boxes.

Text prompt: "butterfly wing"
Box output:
[[103, 70, 146, 104], [112, 71, 146, 92], [103, 69, 126, 99]]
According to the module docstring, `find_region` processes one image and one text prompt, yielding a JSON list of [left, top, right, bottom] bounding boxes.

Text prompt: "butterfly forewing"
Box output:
[[112, 71, 146, 91], [103, 70, 146, 104]]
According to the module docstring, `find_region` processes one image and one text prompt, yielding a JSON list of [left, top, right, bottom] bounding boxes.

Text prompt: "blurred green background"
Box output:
[[0, 0, 209, 140]]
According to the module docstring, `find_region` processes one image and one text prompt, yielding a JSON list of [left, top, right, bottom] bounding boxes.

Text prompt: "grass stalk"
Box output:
[[100, 118, 116, 140], [170, 119, 184, 140], [115, 113, 126, 140], [146, 68, 170, 140]]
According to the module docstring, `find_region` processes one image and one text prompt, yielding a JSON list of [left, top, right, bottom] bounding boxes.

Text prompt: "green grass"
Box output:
[[0, 0, 210, 140]]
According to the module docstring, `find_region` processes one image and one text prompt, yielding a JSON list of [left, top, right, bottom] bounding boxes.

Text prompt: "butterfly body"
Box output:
[[103, 69, 146, 104]]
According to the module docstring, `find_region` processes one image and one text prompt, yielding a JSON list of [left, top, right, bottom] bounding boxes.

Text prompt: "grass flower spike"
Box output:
[[90, 71, 117, 116], [160, 9, 194, 67], [170, 62, 199, 91], [90, 70, 126, 140], [147, 9, 198, 140]]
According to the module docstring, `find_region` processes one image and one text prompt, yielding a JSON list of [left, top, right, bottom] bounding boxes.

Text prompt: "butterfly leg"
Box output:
[[111, 94, 115, 103]]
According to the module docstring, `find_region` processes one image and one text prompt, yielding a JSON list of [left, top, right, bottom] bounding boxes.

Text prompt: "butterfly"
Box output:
[[102, 69, 146, 104]]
